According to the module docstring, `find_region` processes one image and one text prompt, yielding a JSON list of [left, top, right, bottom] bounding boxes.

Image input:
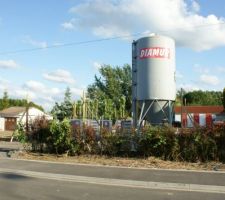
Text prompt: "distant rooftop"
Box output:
[[0, 107, 26, 117]]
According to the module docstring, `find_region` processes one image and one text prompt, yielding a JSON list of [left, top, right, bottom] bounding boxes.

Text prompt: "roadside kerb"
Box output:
[[8, 158, 225, 174]]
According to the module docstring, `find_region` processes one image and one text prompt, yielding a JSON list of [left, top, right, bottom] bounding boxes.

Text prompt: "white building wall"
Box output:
[[0, 117, 5, 131], [18, 107, 52, 124], [199, 114, 206, 126]]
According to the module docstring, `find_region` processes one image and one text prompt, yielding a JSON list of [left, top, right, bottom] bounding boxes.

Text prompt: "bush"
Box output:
[[14, 122, 27, 144], [21, 118, 225, 163], [29, 116, 51, 152], [213, 124, 225, 161], [138, 127, 167, 157], [49, 118, 74, 154]]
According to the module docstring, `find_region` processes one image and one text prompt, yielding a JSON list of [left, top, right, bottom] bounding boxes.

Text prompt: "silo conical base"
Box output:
[[137, 99, 174, 127]]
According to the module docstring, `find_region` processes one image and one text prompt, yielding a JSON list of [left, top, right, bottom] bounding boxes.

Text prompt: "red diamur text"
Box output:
[[139, 47, 170, 59]]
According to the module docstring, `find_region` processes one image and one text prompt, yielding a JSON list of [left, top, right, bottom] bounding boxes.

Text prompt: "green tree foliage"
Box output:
[[87, 64, 132, 120], [24, 123, 225, 162], [223, 88, 225, 110], [2, 91, 9, 109], [0, 91, 44, 111], [14, 122, 27, 144], [175, 89, 186, 106], [49, 118, 73, 154], [183, 90, 222, 106], [51, 87, 73, 120]]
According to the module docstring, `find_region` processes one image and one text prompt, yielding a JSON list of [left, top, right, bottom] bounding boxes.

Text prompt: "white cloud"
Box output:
[[191, 0, 200, 13], [24, 80, 46, 92], [43, 69, 75, 84], [177, 83, 202, 92], [23, 35, 48, 48], [217, 66, 225, 73], [193, 64, 209, 73], [93, 61, 102, 70], [177, 83, 201, 92], [200, 74, 219, 85], [0, 60, 19, 69], [0, 78, 84, 111], [61, 21, 75, 30], [0, 77, 10, 91], [63, 0, 225, 51], [0, 77, 9, 84]]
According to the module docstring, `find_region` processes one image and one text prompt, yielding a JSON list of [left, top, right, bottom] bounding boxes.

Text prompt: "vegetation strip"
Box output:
[[0, 168, 225, 194]]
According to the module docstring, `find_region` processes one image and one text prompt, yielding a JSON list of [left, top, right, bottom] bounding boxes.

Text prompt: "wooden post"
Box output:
[[181, 88, 183, 129], [26, 102, 29, 134]]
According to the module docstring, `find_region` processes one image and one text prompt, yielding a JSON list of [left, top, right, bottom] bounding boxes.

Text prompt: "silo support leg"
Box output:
[[162, 101, 169, 110], [168, 100, 172, 124], [138, 102, 145, 127], [155, 100, 168, 120], [138, 100, 154, 129]]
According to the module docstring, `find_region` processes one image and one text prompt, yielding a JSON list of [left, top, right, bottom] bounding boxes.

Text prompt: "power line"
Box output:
[[0, 22, 225, 56], [0, 32, 142, 56]]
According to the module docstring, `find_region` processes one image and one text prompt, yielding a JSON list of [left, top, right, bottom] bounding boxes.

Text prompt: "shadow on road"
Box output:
[[0, 173, 32, 181]]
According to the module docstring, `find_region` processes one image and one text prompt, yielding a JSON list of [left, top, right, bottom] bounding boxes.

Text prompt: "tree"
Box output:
[[0, 91, 43, 111], [175, 88, 186, 106], [51, 87, 73, 120], [223, 88, 225, 110], [63, 87, 73, 118], [183, 90, 222, 106], [2, 91, 9, 109], [87, 64, 132, 120]]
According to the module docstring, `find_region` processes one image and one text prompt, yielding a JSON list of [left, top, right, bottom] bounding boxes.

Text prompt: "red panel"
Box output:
[[194, 114, 200, 125], [182, 113, 187, 127], [205, 114, 212, 127]]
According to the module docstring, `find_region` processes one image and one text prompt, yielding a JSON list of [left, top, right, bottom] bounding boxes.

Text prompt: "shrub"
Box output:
[[138, 127, 167, 157], [213, 124, 225, 161], [20, 117, 225, 163], [49, 118, 74, 154], [14, 122, 27, 144], [29, 116, 51, 152]]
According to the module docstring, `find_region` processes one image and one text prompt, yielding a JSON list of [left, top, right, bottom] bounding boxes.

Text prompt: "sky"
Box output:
[[0, 0, 225, 111]]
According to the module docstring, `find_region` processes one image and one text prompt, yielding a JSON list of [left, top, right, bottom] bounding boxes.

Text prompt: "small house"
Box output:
[[0, 106, 52, 131]]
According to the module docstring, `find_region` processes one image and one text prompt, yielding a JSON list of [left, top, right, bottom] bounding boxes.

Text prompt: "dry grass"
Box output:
[[16, 152, 225, 171]]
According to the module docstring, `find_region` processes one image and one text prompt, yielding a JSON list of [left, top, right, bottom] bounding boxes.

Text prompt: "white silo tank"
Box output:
[[132, 35, 176, 126]]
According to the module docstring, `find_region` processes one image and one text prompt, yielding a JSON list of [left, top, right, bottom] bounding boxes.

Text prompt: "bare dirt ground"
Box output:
[[16, 151, 225, 171], [0, 131, 14, 142]]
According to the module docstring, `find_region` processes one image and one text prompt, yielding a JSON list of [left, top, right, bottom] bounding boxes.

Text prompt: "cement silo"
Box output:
[[132, 34, 176, 127]]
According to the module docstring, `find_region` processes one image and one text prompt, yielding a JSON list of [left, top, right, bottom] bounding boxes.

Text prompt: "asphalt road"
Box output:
[[0, 158, 225, 200], [0, 174, 225, 200]]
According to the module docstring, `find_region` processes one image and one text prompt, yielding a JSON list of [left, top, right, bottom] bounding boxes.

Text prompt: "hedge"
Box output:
[[15, 117, 225, 162]]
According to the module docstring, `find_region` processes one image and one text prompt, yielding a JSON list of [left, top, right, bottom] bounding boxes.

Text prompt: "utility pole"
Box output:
[[82, 91, 86, 121], [26, 94, 29, 134], [181, 88, 183, 129]]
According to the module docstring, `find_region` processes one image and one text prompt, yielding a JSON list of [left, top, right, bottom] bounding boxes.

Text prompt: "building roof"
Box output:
[[174, 106, 224, 114], [0, 107, 26, 117]]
